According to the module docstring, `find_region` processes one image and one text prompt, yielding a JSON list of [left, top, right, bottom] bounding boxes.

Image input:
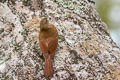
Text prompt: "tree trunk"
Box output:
[[0, 0, 120, 80]]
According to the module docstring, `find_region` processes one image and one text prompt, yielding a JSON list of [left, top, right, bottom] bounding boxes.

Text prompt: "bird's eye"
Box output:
[[44, 18, 48, 23], [45, 19, 47, 23]]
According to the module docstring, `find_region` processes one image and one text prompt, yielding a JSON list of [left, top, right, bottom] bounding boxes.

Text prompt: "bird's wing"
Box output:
[[48, 37, 58, 54], [40, 39, 48, 54]]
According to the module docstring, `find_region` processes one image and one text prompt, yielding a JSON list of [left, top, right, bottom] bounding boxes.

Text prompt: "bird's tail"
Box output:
[[44, 55, 53, 77]]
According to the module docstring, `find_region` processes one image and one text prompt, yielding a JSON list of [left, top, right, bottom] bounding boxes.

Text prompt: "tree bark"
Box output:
[[0, 0, 120, 80]]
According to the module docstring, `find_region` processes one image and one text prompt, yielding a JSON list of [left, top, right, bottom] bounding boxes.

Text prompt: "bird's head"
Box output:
[[40, 17, 49, 30]]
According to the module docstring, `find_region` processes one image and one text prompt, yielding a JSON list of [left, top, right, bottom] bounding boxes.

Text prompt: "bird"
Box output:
[[39, 17, 58, 77]]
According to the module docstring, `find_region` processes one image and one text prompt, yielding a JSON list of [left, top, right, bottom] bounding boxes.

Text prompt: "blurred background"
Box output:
[[96, 0, 120, 47]]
